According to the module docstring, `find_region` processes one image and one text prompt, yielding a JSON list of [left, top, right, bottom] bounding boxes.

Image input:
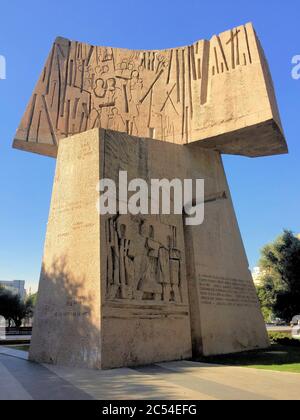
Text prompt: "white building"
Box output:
[[0, 280, 26, 300], [252, 267, 264, 287]]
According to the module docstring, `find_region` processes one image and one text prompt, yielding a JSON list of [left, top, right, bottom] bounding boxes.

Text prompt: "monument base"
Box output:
[[29, 129, 269, 370]]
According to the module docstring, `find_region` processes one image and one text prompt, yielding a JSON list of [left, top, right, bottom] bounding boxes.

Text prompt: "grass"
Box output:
[[2, 335, 300, 374], [5, 344, 30, 352], [198, 344, 300, 374]]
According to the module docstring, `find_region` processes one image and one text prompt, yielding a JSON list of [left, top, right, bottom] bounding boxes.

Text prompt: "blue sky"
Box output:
[[0, 0, 299, 293]]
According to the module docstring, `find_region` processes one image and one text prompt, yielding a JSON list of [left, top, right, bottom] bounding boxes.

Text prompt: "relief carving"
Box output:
[[14, 24, 260, 153], [105, 215, 183, 303]]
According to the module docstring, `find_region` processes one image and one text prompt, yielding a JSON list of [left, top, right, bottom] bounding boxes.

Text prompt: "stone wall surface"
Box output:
[[29, 129, 269, 369], [13, 23, 287, 158]]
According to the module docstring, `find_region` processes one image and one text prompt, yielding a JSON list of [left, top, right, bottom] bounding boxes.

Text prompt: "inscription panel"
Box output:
[[199, 275, 259, 308]]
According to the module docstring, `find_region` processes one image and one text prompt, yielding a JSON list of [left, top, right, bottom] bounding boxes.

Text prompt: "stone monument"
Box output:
[[13, 23, 287, 369]]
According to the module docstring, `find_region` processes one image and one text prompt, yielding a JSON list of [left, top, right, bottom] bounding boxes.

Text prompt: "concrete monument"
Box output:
[[13, 23, 287, 369]]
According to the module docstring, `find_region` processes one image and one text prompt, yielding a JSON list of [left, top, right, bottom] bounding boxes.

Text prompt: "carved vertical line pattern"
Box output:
[[190, 45, 197, 81], [74, 42, 78, 84], [185, 106, 189, 143], [26, 94, 37, 141], [217, 36, 229, 71], [80, 59, 85, 93], [167, 49, 173, 85], [79, 111, 84, 133], [148, 88, 153, 128], [46, 45, 55, 95], [84, 106, 89, 132], [50, 82, 57, 108], [42, 67, 46, 83], [230, 30, 235, 70], [111, 49, 116, 71], [188, 47, 193, 119], [36, 111, 42, 143], [55, 52, 62, 129], [181, 49, 186, 139], [214, 47, 219, 74], [72, 98, 80, 120], [42, 95, 58, 145], [123, 85, 129, 113], [151, 51, 155, 72], [69, 60, 74, 86], [244, 26, 252, 64], [197, 58, 202, 79], [96, 46, 99, 65], [87, 46, 94, 66], [56, 43, 65, 59], [200, 40, 210, 105], [65, 99, 70, 137], [155, 53, 160, 73], [236, 29, 240, 66], [61, 41, 71, 117], [176, 49, 180, 103]]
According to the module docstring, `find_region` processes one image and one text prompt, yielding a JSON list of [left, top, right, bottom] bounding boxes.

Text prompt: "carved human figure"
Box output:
[[94, 78, 106, 98], [108, 108, 126, 132], [170, 256, 182, 303], [137, 237, 162, 301], [158, 247, 172, 302]]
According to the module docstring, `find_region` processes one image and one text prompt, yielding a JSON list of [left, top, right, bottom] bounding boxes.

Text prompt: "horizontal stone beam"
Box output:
[[13, 22, 287, 158]]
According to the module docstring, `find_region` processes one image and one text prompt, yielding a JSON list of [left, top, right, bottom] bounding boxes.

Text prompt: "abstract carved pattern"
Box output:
[[14, 23, 273, 157]]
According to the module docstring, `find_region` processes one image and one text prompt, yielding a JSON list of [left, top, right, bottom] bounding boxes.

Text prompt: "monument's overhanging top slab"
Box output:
[[13, 23, 287, 158]]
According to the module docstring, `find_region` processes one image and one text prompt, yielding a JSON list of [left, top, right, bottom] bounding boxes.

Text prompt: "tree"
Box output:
[[256, 275, 277, 322], [28, 293, 37, 307], [0, 288, 35, 327], [0, 288, 14, 326], [23, 294, 35, 324], [257, 230, 300, 322]]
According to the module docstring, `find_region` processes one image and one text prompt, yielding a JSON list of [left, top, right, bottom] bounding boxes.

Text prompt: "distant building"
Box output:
[[252, 267, 264, 287], [0, 280, 26, 300]]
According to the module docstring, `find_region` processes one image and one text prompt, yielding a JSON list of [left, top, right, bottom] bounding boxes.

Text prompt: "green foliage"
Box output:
[[268, 332, 291, 342], [268, 331, 300, 347], [29, 293, 37, 307], [0, 288, 35, 327], [256, 275, 277, 322], [257, 230, 300, 322]]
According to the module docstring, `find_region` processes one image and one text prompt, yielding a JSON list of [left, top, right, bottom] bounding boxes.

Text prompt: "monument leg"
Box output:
[[30, 128, 269, 369], [183, 151, 269, 356], [29, 129, 193, 369], [29, 129, 103, 368]]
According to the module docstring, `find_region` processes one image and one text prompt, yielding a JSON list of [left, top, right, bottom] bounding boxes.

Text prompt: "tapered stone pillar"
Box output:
[[29, 128, 268, 369]]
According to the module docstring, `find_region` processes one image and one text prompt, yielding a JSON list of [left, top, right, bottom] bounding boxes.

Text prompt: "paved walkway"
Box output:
[[0, 347, 300, 400], [0, 335, 31, 345]]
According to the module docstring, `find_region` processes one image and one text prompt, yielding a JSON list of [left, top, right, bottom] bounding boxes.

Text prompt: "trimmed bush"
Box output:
[[268, 332, 300, 347]]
